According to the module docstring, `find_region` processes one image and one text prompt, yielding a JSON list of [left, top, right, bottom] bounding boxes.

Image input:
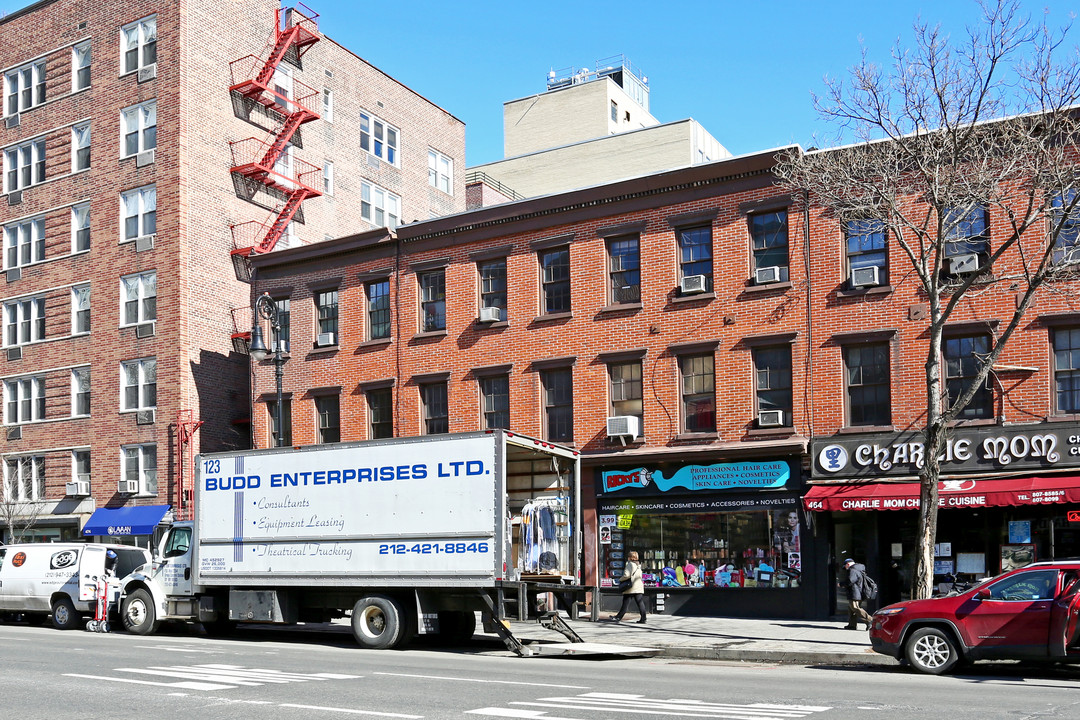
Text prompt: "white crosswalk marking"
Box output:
[[467, 692, 832, 720], [62, 663, 361, 691]]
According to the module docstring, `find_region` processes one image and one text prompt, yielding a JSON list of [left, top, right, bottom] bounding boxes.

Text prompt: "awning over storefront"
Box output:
[[804, 476, 1080, 512], [82, 505, 170, 537]]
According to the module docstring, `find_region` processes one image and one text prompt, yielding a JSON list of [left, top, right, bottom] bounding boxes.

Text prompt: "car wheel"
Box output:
[[121, 588, 159, 635], [905, 627, 960, 675], [51, 596, 80, 630]]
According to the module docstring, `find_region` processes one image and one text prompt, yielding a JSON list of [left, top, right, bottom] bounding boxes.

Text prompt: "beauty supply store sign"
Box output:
[[812, 422, 1080, 479]]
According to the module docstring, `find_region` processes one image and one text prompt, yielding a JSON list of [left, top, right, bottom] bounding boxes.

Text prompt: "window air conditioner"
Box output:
[[478, 306, 501, 323], [137, 64, 157, 83], [6, 268, 21, 283], [136, 409, 156, 425], [849, 266, 881, 288], [135, 150, 155, 168], [6, 347, 22, 361], [6, 425, 21, 441], [755, 266, 781, 284], [65, 479, 90, 497], [118, 479, 140, 494], [606, 415, 641, 439], [316, 332, 336, 347], [4, 113, 19, 129], [758, 410, 784, 427], [135, 322, 155, 338], [680, 274, 707, 294], [8, 191, 22, 206], [948, 253, 979, 275], [135, 234, 155, 252]]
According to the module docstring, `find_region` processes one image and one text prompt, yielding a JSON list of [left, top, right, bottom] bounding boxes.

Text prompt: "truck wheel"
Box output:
[[51, 597, 80, 630], [122, 589, 159, 635], [905, 627, 960, 675], [437, 611, 476, 644], [351, 595, 404, 649]]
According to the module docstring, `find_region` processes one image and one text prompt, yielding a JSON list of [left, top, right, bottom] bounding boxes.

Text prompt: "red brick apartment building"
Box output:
[[0, 0, 464, 543], [249, 142, 1080, 619]]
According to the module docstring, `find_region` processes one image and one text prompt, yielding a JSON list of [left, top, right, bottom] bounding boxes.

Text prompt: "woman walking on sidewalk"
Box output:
[[609, 551, 647, 623]]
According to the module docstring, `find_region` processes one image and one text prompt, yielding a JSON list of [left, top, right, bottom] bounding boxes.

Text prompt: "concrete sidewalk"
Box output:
[[505, 614, 899, 666]]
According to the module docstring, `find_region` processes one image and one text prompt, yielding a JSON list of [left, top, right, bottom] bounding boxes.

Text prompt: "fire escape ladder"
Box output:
[[253, 188, 312, 254], [174, 409, 204, 521], [255, 25, 301, 87], [259, 112, 308, 168]]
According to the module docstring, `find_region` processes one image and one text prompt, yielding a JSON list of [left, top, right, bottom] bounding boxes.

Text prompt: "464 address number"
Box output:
[[379, 542, 490, 555]]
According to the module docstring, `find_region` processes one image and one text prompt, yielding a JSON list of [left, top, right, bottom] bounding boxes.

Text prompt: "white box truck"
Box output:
[[118, 431, 588, 654]]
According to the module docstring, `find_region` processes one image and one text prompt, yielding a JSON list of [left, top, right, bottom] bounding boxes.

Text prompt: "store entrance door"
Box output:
[[831, 512, 877, 616]]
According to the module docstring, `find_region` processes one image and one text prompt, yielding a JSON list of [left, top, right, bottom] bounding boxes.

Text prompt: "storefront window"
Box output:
[[600, 504, 801, 589]]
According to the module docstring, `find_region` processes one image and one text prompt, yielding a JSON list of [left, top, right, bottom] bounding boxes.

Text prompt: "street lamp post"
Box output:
[[249, 293, 287, 448]]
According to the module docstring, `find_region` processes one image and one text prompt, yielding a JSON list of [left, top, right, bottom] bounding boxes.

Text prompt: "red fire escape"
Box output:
[[228, 4, 322, 280], [174, 410, 204, 521]]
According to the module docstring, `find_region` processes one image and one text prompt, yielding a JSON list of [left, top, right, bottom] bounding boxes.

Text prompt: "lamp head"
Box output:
[[249, 324, 269, 361]]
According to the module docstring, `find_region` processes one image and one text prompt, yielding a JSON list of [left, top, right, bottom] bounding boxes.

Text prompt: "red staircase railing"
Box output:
[[228, 4, 321, 269]]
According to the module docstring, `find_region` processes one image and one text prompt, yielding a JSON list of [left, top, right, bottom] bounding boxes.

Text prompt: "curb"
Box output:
[[649, 645, 901, 665]]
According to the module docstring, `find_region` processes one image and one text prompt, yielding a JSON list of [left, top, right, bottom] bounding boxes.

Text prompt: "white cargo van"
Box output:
[[0, 543, 150, 629]]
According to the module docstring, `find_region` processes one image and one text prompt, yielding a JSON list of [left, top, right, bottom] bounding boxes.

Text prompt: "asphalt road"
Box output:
[[4, 620, 1080, 720]]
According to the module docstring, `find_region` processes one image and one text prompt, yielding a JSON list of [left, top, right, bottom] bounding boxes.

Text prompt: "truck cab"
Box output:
[[120, 521, 201, 634]]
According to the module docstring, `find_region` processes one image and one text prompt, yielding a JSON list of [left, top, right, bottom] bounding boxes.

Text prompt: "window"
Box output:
[[3, 296, 45, 346], [72, 42, 91, 91], [323, 160, 334, 195], [121, 271, 156, 326], [1054, 328, 1080, 414], [121, 357, 156, 410], [122, 443, 156, 495], [360, 181, 400, 229], [479, 259, 506, 322], [987, 569, 1059, 601], [420, 382, 448, 435], [73, 449, 90, 482], [4, 217, 45, 269], [71, 284, 90, 334], [542, 368, 573, 443], [121, 101, 156, 157], [367, 387, 393, 439], [4, 60, 45, 116], [611, 100, 618, 123], [750, 211, 789, 283], [316, 290, 338, 344], [607, 235, 640, 304], [1052, 190, 1080, 265], [754, 346, 793, 427], [4, 138, 45, 193], [540, 247, 571, 314], [678, 226, 713, 292], [274, 297, 290, 352], [366, 280, 390, 340], [120, 185, 156, 241], [122, 16, 157, 74], [4, 456, 44, 501], [315, 395, 341, 443], [480, 375, 510, 430], [71, 367, 90, 417], [943, 204, 990, 263], [322, 88, 333, 122], [359, 111, 398, 165], [72, 122, 90, 171], [680, 354, 715, 433], [72, 203, 90, 252], [944, 334, 992, 419], [4, 376, 44, 424], [428, 149, 452, 194], [419, 270, 446, 332], [844, 343, 891, 426], [267, 397, 292, 447], [609, 361, 643, 421], [846, 219, 887, 286], [271, 66, 292, 110]]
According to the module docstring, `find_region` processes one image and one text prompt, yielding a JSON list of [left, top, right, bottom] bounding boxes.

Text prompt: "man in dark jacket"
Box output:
[[843, 558, 873, 630]]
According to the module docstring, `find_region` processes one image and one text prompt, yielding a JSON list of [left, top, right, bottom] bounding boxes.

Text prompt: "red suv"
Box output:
[[870, 560, 1080, 674]]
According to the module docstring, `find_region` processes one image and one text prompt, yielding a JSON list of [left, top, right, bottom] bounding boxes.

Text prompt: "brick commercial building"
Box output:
[[0, 0, 464, 542], [249, 138, 1080, 619]]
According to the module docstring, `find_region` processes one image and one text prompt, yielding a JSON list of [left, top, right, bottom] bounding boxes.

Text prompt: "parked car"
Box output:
[[870, 560, 1080, 674], [0, 543, 150, 629]]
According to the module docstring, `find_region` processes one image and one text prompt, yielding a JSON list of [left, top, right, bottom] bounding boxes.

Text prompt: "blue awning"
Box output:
[[82, 505, 171, 537]]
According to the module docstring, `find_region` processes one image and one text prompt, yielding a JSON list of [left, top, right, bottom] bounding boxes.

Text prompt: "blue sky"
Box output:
[[2, 1, 1075, 165]]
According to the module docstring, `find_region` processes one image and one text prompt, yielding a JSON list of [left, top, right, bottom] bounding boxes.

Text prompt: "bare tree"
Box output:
[[0, 457, 48, 543], [777, 0, 1080, 599]]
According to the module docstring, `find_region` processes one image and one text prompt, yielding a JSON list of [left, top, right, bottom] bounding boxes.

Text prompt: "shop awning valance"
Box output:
[[82, 505, 170, 537], [804, 476, 1080, 512]]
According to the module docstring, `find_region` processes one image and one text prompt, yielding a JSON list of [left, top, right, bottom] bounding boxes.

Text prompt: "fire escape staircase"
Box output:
[[228, 5, 322, 280]]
